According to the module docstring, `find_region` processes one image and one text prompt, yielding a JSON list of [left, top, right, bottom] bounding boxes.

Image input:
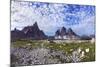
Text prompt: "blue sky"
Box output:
[[11, 1, 95, 36]]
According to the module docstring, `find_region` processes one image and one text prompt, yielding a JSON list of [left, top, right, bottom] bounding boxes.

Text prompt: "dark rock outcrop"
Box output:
[[80, 35, 92, 40], [55, 27, 80, 40], [11, 28, 26, 41], [67, 28, 78, 36], [11, 22, 47, 40], [60, 27, 67, 36], [55, 29, 60, 36]]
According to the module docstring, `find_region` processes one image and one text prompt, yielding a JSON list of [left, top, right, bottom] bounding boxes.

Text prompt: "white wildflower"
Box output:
[[26, 43, 31, 46], [85, 48, 89, 53], [80, 51, 85, 58], [78, 48, 81, 53], [70, 49, 73, 51]]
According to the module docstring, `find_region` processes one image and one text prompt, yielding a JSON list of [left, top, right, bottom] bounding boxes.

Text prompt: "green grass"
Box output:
[[11, 39, 95, 62]]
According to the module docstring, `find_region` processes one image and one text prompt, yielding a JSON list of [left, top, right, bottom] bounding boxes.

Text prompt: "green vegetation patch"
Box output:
[[11, 40, 95, 62]]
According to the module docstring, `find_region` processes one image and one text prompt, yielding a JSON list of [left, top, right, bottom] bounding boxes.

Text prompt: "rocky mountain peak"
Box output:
[[33, 22, 39, 30], [11, 22, 47, 40], [54, 27, 79, 39], [55, 29, 60, 36], [60, 27, 66, 36], [67, 28, 77, 36]]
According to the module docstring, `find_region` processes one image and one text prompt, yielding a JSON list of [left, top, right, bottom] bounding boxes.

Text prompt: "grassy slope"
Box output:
[[11, 40, 95, 62]]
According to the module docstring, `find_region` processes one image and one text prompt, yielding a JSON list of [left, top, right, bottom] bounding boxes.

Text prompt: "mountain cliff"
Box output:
[[11, 22, 47, 40]]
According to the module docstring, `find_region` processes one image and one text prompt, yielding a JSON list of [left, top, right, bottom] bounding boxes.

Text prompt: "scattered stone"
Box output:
[[11, 46, 83, 66]]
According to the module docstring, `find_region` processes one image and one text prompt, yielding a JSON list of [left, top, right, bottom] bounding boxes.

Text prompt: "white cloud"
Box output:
[[71, 16, 95, 35], [11, 1, 95, 36]]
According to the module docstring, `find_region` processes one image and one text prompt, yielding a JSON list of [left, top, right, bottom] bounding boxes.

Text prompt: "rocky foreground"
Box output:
[[11, 46, 82, 66], [11, 40, 95, 66]]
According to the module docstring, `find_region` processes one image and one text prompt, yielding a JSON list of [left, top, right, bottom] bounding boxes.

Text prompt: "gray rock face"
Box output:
[[11, 28, 26, 41], [11, 22, 47, 40], [55, 27, 67, 37], [60, 27, 67, 36], [22, 22, 47, 39], [55, 27, 80, 40], [11, 46, 82, 66], [67, 28, 77, 36], [55, 29, 60, 36]]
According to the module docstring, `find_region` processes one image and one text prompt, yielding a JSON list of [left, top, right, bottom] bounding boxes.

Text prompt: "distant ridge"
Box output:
[[11, 22, 94, 41], [55, 27, 80, 40], [11, 22, 47, 41]]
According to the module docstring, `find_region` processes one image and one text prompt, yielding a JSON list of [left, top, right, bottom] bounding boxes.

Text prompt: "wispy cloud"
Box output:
[[11, 1, 95, 36]]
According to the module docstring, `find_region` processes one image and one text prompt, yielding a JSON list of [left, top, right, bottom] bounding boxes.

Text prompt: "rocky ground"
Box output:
[[11, 40, 95, 66], [11, 47, 82, 66]]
